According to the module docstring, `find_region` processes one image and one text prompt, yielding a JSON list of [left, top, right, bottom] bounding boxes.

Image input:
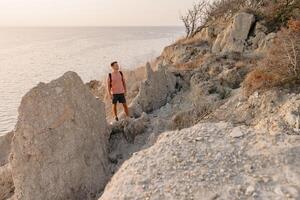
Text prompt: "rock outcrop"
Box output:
[[0, 164, 14, 200], [107, 113, 151, 173], [0, 132, 14, 200], [110, 113, 150, 143], [160, 40, 210, 65], [210, 88, 300, 135], [10, 72, 109, 200], [248, 22, 277, 52], [212, 12, 255, 53], [100, 122, 300, 200], [129, 63, 177, 117], [0, 132, 13, 167]]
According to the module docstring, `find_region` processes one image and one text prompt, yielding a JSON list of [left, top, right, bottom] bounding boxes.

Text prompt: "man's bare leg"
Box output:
[[122, 103, 129, 117], [113, 104, 118, 121]]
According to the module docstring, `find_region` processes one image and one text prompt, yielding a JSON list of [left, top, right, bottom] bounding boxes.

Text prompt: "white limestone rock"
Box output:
[[10, 71, 110, 200], [212, 12, 255, 53], [129, 63, 177, 117]]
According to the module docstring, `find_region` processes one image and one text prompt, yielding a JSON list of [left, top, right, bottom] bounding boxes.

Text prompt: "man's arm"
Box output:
[[123, 76, 127, 95]]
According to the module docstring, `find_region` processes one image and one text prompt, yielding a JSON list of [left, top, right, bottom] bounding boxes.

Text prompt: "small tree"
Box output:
[[180, 1, 208, 38]]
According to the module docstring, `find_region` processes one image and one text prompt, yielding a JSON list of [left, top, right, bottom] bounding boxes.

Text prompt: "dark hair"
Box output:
[[111, 61, 118, 67]]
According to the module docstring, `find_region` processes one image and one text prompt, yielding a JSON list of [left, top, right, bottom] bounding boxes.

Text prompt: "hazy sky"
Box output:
[[0, 0, 197, 26]]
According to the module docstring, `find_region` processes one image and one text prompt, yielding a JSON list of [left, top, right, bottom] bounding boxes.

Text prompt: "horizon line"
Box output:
[[0, 25, 184, 28]]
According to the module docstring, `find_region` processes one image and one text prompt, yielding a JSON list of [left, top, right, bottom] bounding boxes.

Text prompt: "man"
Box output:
[[107, 61, 129, 121]]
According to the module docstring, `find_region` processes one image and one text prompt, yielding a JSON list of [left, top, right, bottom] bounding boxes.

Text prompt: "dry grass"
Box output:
[[160, 45, 176, 63], [206, 0, 262, 22], [243, 19, 300, 96], [175, 54, 211, 70], [175, 32, 215, 46], [174, 36, 199, 46], [234, 61, 247, 69], [174, 37, 186, 45], [174, 36, 197, 45], [259, 0, 300, 31], [288, 19, 300, 32], [243, 69, 279, 96]]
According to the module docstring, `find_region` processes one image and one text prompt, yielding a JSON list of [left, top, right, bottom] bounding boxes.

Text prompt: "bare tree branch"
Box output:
[[180, 1, 208, 38]]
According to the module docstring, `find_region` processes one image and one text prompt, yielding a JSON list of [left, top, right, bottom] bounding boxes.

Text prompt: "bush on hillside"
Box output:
[[181, 0, 299, 39], [181, 0, 263, 38], [206, 0, 263, 22], [174, 53, 211, 70], [260, 0, 300, 31], [243, 19, 300, 96]]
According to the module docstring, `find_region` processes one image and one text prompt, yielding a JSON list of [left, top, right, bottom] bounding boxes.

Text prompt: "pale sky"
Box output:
[[0, 0, 197, 26]]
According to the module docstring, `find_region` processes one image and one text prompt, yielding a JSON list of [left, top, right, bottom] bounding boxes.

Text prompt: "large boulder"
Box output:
[[10, 72, 109, 200], [129, 63, 177, 117], [0, 132, 13, 167], [100, 122, 300, 200], [212, 12, 255, 53]]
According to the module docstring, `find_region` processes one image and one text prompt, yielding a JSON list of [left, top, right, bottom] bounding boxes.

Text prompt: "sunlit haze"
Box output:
[[0, 0, 197, 27]]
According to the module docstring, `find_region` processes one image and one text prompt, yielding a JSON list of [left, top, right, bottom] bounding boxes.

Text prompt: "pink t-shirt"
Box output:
[[108, 72, 126, 94]]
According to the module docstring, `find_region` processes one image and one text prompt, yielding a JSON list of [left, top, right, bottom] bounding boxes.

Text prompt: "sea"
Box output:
[[0, 27, 184, 135]]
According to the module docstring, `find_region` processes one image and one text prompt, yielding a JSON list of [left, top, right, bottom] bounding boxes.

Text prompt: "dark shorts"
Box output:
[[112, 93, 126, 104]]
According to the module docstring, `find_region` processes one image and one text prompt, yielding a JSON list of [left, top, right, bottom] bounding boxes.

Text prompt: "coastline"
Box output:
[[0, 26, 184, 135]]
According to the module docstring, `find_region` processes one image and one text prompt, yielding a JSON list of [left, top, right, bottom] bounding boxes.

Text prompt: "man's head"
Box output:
[[111, 61, 119, 71]]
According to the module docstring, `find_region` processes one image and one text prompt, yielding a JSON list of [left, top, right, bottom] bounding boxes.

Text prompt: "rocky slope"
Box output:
[[101, 11, 300, 200], [0, 10, 299, 200], [101, 122, 300, 200]]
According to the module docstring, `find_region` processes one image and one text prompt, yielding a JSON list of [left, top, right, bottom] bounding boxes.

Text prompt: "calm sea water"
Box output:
[[0, 27, 184, 135]]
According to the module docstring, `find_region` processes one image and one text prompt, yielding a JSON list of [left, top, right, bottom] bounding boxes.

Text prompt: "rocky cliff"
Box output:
[[0, 8, 300, 200], [101, 122, 299, 200], [101, 11, 300, 200]]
